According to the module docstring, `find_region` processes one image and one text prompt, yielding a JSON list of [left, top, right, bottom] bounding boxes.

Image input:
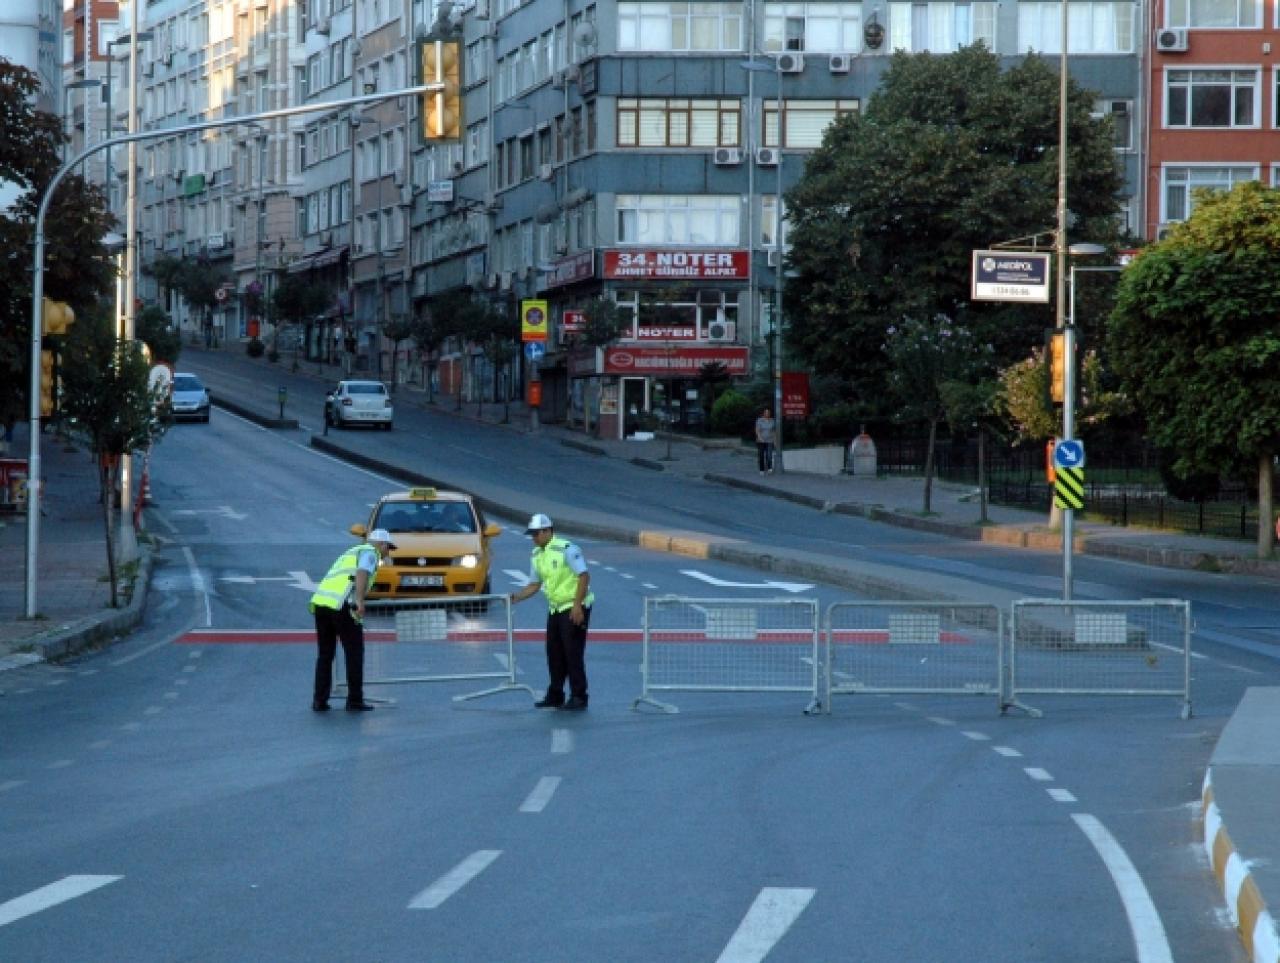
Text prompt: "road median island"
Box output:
[[211, 396, 298, 429]]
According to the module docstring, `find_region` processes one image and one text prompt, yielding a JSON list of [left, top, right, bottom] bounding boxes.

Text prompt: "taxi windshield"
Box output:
[[376, 501, 476, 533]]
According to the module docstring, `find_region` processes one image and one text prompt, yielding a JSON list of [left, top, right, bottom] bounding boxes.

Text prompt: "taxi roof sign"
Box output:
[[409, 487, 438, 499]]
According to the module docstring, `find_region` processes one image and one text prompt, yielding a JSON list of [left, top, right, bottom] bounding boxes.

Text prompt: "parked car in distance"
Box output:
[[169, 372, 211, 423], [351, 487, 501, 598], [324, 380, 393, 430]]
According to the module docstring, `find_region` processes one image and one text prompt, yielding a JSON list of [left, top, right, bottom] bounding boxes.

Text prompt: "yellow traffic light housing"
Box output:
[[40, 350, 55, 417], [1047, 330, 1066, 404], [421, 38, 463, 142], [41, 298, 75, 337]]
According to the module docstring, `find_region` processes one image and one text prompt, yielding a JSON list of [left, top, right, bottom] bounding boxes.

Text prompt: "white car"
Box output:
[[169, 372, 211, 423], [324, 380, 393, 430]]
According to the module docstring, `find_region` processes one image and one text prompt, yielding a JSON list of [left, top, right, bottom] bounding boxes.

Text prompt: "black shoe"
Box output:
[[345, 702, 375, 712], [559, 697, 588, 711], [311, 701, 330, 712], [534, 697, 564, 709]]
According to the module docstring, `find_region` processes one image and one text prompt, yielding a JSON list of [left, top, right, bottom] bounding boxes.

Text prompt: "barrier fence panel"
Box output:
[[633, 597, 821, 714], [335, 596, 536, 703], [824, 602, 1004, 712], [1006, 599, 1192, 718]]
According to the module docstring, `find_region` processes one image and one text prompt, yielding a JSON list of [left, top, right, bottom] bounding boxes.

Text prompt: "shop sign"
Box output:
[[602, 249, 749, 280], [543, 250, 595, 289], [427, 180, 455, 203], [568, 347, 601, 376], [562, 309, 585, 334], [782, 371, 810, 420], [636, 325, 696, 341], [521, 299, 548, 342], [603, 345, 749, 376]]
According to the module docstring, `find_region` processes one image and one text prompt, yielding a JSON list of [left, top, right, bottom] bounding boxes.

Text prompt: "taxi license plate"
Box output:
[[401, 575, 444, 587]]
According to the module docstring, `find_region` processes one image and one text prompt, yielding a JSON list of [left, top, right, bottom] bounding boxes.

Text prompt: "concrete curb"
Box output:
[[212, 396, 299, 429], [1203, 769, 1280, 963], [10, 547, 153, 665]]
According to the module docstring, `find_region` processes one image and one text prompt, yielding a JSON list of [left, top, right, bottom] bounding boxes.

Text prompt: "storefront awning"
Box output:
[[286, 245, 349, 274]]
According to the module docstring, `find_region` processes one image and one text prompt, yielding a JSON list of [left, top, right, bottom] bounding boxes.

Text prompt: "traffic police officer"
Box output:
[[310, 528, 395, 712], [509, 514, 593, 710]]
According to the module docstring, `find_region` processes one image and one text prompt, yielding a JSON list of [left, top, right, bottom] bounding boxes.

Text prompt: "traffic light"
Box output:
[[40, 350, 54, 418], [41, 298, 75, 337], [421, 38, 463, 142], [1047, 330, 1066, 404]]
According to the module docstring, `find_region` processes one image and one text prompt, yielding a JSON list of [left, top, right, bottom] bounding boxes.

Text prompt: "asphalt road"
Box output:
[[0, 404, 1270, 961]]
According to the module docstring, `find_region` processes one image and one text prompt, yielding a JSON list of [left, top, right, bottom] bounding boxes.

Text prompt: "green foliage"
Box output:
[[272, 274, 332, 325], [136, 305, 181, 365], [150, 255, 229, 312], [998, 346, 1128, 444], [578, 295, 629, 348], [785, 45, 1123, 416], [710, 389, 756, 436], [0, 59, 116, 430], [246, 338, 265, 358]]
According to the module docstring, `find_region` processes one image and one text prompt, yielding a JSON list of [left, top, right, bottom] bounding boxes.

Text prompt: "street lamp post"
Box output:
[[740, 56, 786, 473], [62, 78, 101, 166]]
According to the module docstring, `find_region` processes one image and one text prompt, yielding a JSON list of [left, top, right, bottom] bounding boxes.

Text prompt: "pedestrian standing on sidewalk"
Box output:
[[509, 514, 593, 711], [755, 407, 776, 474], [308, 528, 396, 712]]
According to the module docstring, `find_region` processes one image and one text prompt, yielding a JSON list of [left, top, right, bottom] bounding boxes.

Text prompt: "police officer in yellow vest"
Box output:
[[509, 513, 593, 710], [309, 528, 395, 712]]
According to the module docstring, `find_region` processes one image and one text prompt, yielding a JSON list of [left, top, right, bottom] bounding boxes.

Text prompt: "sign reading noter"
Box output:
[[971, 251, 1051, 303]]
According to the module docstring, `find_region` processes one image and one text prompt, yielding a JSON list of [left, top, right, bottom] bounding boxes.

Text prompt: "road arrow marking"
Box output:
[[171, 506, 248, 521], [217, 571, 316, 592], [504, 569, 532, 587], [680, 570, 813, 594]]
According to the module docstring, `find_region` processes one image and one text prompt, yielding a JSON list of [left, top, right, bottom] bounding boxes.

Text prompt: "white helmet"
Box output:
[[525, 513, 553, 533]]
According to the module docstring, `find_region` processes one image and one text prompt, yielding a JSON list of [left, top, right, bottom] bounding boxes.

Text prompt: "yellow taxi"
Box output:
[[351, 488, 501, 597]]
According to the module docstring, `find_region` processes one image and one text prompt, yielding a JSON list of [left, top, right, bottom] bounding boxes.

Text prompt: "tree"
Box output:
[[272, 275, 330, 368], [0, 59, 116, 432], [443, 292, 503, 411], [136, 305, 181, 365], [59, 309, 168, 606], [576, 296, 629, 433], [785, 46, 1123, 414], [383, 315, 415, 393], [409, 296, 462, 403], [1107, 181, 1280, 557]]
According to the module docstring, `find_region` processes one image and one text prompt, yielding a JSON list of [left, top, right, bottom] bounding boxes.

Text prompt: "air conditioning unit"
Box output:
[[499, 271, 513, 291], [767, 249, 781, 267], [162, 51, 174, 66], [1155, 27, 1188, 52], [320, 231, 333, 247], [829, 54, 851, 73], [1155, 222, 1178, 241], [713, 147, 742, 166], [756, 147, 780, 167], [143, 62, 154, 78], [400, 185, 413, 205], [551, 71, 567, 90], [553, 240, 568, 255], [393, 171, 405, 189], [484, 192, 502, 211], [207, 232, 226, 249], [486, 272, 499, 289], [314, 16, 332, 35], [776, 52, 805, 73], [538, 163, 554, 181], [564, 65, 581, 85], [707, 320, 736, 343]]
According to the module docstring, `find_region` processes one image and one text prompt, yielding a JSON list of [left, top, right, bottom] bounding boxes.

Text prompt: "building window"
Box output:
[[1162, 165, 1258, 222], [1016, 2, 1132, 53], [1165, 69, 1258, 128], [616, 194, 741, 245], [1094, 98, 1134, 151], [613, 288, 738, 340], [763, 2, 864, 53], [890, 2, 998, 52], [617, 98, 742, 148], [763, 99, 860, 148], [761, 195, 788, 247], [1169, 0, 1259, 28], [618, 2, 744, 52]]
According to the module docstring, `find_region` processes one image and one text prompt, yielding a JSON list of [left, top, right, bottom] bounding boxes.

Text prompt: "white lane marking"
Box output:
[[603, 566, 617, 573], [503, 569, 532, 587], [1149, 640, 1207, 661], [680, 569, 814, 594], [45, 679, 67, 687], [551, 729, 573, 754], [1025, 768, 1053, 782], [620, 573, 635, 580], [182, 665, 197, 673], [46, 760, 73, 770], [184, 546, 211, 628], [893, 702, 918, 711], [493, 653, 511, 670], [1224, 663, 1263, 675], [0, 875, 123, 927], [519, 776, 562, 813], [120, 722, 141, 732], [188, 650, 203, 659], [961, 731, 990, 741], [1071, 814, 1173, 963], [993, 746, 1022, 758], [77, 669, 98, 676], [174, 678, 189, 686], [163, 691, 179, 700], [1048, 788, 1078, 803], [143, 706, 163, 716], [0, 780, 27, 793], [89, 740, 111, 750], [715, 887, 816, 963], [926, 716, 955, 726], [407, 850, 502, 910], [643, 582, 658, 590]]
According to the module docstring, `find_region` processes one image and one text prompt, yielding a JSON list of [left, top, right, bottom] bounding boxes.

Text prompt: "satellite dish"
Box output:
[[573, 22, 597, 48]]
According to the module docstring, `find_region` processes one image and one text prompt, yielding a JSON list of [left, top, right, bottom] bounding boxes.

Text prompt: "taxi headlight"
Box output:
[[453, 554, 479, 568]]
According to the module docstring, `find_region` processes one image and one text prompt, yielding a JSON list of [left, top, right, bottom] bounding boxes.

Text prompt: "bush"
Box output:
[[710, 389, 756, 437], [246, 338, 265, 358]]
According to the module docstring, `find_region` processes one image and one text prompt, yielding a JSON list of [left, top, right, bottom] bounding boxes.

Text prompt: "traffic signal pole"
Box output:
[[24, 85, 437, 619]]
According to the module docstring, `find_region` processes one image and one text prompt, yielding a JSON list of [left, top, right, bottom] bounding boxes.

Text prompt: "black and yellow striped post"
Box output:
[[1054, 466, 1085, 511]]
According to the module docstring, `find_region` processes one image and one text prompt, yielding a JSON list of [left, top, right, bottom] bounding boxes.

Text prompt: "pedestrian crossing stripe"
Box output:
[[1054, 466, 1085, 510]]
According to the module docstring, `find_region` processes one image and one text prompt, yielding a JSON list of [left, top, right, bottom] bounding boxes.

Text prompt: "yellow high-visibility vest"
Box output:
[[309, 544, 379, 612], [532, 537, 593, 613]]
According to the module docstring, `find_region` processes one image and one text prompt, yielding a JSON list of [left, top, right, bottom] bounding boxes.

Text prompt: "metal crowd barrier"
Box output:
[[1005, 599, 1192, 719], [633, 597, 821, 714], [335, 595, 536, 704], [824, 602, 1004, 712]]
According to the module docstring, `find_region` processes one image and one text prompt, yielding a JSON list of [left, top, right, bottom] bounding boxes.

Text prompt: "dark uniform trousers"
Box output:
[[544, 606, 590, 704], [313, 604, 365, 705]]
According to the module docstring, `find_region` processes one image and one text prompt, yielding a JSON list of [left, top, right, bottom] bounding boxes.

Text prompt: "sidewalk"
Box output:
[[5, 342, 1279, 963]]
